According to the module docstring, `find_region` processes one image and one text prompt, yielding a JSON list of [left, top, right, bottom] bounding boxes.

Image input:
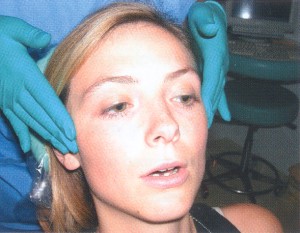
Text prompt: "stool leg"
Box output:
[[241, 173, 257, 203], [205, 125, 282, 203], [240, 127, 257, 173], [240, 126, 258, 203]]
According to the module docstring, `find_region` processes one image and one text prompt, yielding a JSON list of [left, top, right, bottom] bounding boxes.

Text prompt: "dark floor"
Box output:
[[195, 139, 300, 233]]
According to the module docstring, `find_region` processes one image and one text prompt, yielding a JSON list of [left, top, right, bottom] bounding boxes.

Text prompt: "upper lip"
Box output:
[[140, 161, 186, 177]]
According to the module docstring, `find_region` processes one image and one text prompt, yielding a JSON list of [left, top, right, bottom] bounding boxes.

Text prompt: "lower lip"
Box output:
[[141, 168, 189, 189]]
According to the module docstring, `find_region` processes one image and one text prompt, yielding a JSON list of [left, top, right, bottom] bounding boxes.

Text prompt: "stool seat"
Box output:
[[225, 80, 299, 127]]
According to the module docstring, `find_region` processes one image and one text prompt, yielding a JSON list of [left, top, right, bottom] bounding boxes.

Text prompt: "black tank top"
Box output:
[[190, 203, 240, 233]]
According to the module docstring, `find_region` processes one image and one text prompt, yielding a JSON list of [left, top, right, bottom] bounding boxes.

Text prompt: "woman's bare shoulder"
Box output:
[[221, 203, 283, 233]]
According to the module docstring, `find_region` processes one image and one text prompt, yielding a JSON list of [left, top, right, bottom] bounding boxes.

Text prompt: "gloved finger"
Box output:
[[188, 2, 219, 37], [18, 89, 63, 138], [211, 69, 226, 113], [30, 133, 50, 171], [16, 100, 78, 154], [13, 101, 73, 154], [200, 24, 219, 38], [30, 132, 47, 161], [206, 0, 227, 23], [3, 109, 31, 152], [201, 58, 222, 102], [201, 59, 226, 127], [0, 16, 51, 49], [193, 19, 219, 38], [201, 66, 218, 127], [201, 95, 213, 128], [217, 91, 231, 122], [211, 67, 231, 121], [32, 48, 76, 155], [23, 65, 76, 142], [30, 84, 76, 142]]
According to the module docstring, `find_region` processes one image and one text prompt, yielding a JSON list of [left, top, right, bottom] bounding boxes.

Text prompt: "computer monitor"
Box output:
[[224, 0, 298, 38]]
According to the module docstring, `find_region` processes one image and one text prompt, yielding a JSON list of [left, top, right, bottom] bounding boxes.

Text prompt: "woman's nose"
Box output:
[[145, 103, 180, 147]]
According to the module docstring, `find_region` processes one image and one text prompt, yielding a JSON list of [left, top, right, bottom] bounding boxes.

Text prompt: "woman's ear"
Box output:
[[53, 149, 81, 171]]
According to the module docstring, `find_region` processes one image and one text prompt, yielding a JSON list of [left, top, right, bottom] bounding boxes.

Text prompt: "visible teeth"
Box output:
[[151, 167, 178, 177], [163, 171, 171, 176], [159, 167, 175, 172], [152, 173, 160, 177], [158, 169, 167, 172], [158, 167, 174, 172]]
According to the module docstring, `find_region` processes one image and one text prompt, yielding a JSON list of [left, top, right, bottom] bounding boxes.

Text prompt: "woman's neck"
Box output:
[[95, 207, 197, 233]]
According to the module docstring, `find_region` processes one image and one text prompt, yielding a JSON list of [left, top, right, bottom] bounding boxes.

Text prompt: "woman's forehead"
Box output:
[[101, 22, 178, 46], [77, 24, 193, 77], [91, 22, 193, 68]]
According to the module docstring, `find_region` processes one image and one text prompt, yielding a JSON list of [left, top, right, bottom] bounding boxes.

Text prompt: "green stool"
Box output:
[[206, 79, 299, 203]]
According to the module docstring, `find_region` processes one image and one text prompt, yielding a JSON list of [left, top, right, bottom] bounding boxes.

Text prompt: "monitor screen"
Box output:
[[232, 1, 291, 22], [224, 0, 298, 38]]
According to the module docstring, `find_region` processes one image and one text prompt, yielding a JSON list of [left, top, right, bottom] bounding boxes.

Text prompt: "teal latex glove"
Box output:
[[188, 1, 231, 127], [0, 16, 78, 154], [30, 47, 56, 170]]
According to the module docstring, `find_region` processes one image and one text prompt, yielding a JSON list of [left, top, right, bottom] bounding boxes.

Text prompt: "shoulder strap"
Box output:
[[190, 203, 240, 233]]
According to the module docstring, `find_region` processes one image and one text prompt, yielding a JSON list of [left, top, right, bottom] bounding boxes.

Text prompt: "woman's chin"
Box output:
[[136, 199, 193, 224]]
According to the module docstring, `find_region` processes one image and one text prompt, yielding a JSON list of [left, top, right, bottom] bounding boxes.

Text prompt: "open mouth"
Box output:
[[150, 167, 179, 177], [141, 163, 188, 188]]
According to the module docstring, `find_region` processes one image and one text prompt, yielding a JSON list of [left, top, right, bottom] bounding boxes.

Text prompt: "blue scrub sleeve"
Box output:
[[0, 114, 41, 232], [0, 0, 195, 46]]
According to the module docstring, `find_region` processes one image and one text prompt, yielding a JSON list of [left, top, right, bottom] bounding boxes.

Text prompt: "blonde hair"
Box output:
[[41, 3, 194, 232]]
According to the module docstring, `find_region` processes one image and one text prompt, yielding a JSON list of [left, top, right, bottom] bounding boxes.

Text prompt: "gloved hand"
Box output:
[[188, 1, 231, 127], [0, 16, 78, 154]]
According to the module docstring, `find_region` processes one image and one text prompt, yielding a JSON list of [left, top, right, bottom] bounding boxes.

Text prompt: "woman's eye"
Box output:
[[107, 102, 127, 113], [180, 95, 193, 105], [175, 94, 199, 106], [101, 102, 129, 119]]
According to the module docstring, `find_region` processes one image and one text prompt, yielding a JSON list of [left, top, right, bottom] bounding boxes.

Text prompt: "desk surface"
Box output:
[[228, 36, 300, 82], [228, 36, 300, 62]]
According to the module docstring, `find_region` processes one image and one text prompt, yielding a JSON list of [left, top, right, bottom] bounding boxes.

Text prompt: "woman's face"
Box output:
[[66, 23, 207, 224]]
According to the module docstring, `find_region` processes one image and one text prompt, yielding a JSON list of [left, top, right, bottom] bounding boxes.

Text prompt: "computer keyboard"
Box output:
[[228, 38, 300, 61]]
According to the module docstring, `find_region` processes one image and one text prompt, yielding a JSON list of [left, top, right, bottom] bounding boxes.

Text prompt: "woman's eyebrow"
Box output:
[[83, 67, 198, 99], [164, 67, 198, 83], [83, 75, 138, 98]]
